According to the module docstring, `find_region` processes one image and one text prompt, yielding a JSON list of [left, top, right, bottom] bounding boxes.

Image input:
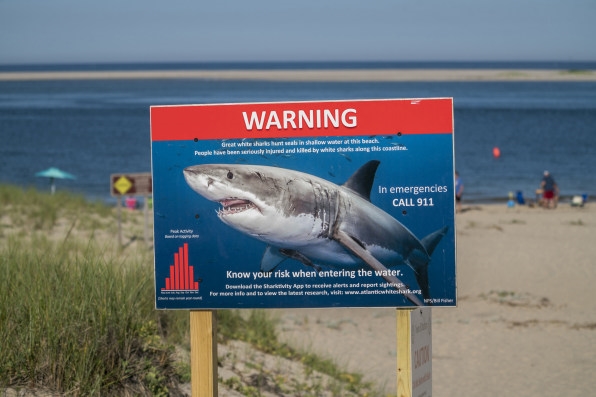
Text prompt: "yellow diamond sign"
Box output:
[[114, 176, 133, 195]]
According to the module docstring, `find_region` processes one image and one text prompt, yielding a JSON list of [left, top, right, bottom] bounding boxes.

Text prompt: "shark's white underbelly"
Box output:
[[256, 223, 404, 269], [246, 207, 408, 269]]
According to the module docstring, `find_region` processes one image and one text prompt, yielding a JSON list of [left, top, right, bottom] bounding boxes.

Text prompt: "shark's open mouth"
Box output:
[[218, 198, 258, 216]]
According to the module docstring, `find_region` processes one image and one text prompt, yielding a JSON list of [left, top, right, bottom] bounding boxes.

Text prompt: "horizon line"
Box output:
[[1, 68, 595, 82]]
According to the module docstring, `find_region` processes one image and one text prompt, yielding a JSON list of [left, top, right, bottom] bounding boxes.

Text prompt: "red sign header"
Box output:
[[150, 98, 453, 141]]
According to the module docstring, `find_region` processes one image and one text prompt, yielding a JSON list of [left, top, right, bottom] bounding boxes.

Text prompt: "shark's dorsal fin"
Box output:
[[342, 160, 380, 201]]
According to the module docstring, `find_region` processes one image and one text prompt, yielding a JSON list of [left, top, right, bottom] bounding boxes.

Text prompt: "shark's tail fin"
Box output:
[[409, 226, 449, 300]]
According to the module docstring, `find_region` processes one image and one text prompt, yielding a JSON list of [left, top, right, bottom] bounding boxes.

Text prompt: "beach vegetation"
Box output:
[[568, 219, 585, 226], [562, 69, 593, 76], [0, 184, 381, 396], [489, 224, 504, 231]]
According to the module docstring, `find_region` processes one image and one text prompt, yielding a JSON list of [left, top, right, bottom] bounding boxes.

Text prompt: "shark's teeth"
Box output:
[[218, 198, 258, 216]]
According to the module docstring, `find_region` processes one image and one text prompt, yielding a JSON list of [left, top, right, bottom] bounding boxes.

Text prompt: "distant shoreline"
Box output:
[[1, 69, 595, 82]]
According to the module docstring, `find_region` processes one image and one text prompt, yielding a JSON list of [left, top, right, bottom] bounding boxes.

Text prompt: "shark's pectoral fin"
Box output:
[[261, 246, 322, 272], [279, 249, 322, 272], [334, 230, 424, 306], [261, 246, 288, 272]]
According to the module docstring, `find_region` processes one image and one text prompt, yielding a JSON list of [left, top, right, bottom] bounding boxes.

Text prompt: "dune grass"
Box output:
[[0, 235, 179, 395], [0, 185, 182, 394], [0, 184, 380, 396]]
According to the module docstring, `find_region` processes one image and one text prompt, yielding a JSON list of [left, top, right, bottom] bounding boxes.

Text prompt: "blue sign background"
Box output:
[[152, 133, 456, 309]]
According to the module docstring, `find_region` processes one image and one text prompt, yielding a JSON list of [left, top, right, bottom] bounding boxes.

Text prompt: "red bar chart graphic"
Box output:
[[161, 243, 200, 291]]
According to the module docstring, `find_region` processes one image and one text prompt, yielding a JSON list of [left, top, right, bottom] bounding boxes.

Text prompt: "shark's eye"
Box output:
[[226, 171, 234, 179]]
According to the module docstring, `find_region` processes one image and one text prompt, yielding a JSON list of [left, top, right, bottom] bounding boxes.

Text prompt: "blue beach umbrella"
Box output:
[[35, 167, 76, 194]]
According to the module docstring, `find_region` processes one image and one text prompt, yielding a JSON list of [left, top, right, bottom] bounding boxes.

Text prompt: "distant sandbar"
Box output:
[[1, 69, 595, 82]]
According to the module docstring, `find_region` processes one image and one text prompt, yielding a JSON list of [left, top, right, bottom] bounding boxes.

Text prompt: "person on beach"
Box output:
[[455, 171, 464, 212], [540, 170, 559, 209]]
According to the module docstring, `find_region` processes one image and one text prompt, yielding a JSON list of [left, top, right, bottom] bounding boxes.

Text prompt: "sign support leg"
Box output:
[[143, 194, 149, 246], [397, 308, 432, 397], [117, 196, 122, 248], [397, 309, 414, 397], [190, 310, 218, 397]]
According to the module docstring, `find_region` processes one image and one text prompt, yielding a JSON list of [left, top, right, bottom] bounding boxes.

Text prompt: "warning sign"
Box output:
[[150, 98, 456, 309], [110, 173, 152, 196]]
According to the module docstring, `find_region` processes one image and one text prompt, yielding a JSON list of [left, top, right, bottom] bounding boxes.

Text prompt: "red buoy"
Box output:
[[493, 147, 501, 158]]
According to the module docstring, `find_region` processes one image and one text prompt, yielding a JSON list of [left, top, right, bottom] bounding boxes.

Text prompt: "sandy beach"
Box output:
[[272, 201, 596, 396], [1, 68, 596, 82]]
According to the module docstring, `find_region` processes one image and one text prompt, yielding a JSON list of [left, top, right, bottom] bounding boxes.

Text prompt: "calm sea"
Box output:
[[1, 62, 595, 204]]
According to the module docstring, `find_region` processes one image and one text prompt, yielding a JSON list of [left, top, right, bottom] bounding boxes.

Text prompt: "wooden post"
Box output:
[[116, 195, 122, 248], [397, 308, 432, 397], [397, 309, 414, 397], [190, 310, 218, 397], [143, 194, 149, 246]]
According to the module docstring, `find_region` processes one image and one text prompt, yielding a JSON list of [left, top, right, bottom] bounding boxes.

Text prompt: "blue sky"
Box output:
[[1, 0, 595, 65]]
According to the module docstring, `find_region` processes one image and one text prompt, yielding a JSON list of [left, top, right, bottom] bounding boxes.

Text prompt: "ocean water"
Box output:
[[1, 63, 595, 203]]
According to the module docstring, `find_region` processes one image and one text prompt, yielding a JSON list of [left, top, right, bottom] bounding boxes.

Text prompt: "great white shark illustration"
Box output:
[[183, 160, 448, 306]]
